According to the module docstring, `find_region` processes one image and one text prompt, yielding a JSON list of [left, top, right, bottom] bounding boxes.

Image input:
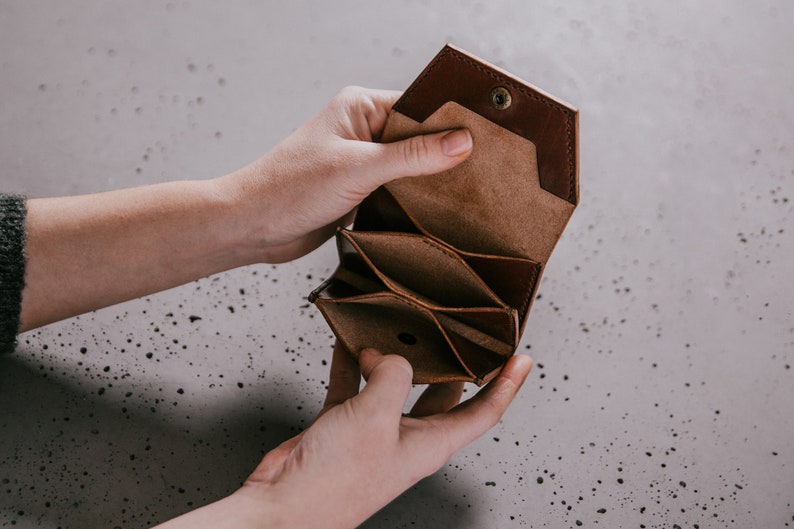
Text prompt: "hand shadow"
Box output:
[[361, 473, 476, 528], [0, 349, 301, 528], [1, 348, 477, 528]]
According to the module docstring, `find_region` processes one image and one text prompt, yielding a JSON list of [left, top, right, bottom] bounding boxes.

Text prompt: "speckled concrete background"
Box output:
[[1, 1, 792, 528]]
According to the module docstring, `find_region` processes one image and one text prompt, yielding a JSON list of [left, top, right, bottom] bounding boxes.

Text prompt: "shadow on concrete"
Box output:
[[0, 350, 477, 528]]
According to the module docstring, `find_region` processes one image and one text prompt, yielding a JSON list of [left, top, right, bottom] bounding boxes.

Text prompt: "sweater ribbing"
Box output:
[[0, 194, 27, 354]]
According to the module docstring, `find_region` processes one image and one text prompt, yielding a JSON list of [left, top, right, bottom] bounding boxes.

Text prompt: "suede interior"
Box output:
[[341, 230, 506, 309], [382, 102, 576, 264], [309, 46, 578, 385]]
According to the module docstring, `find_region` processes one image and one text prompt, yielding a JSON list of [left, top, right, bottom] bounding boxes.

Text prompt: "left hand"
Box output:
[[220, 86, 473, 263], [19, 86, 472, 331]]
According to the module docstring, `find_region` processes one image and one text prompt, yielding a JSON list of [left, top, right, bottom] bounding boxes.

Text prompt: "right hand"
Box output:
[[240, 345, 533, 528]]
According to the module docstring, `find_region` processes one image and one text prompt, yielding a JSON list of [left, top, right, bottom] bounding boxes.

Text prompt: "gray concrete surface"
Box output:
[[1, 1, 792, 527]]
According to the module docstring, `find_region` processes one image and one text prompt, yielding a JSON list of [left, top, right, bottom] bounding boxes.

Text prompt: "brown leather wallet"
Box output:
[[309, 44, 579, 385]]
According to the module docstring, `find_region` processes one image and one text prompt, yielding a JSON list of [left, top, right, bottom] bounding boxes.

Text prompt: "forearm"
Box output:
[[151, 488, 283, 529], [15, 87, 472, 333], [19, 177, 257, 331]]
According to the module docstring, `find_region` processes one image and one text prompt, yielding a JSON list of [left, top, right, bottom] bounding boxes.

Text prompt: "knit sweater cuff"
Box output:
[[0, 194, 27, 354]]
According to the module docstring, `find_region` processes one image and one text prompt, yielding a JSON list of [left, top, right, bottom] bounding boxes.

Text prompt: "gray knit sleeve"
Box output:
[[0, 194, 27, 354]]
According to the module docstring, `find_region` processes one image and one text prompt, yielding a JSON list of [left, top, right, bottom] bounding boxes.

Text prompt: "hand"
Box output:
[[19, 87, 472, 331], [221, 86, 473, 263], [240, 345, 532, 528], [152, 346, 531, 528]]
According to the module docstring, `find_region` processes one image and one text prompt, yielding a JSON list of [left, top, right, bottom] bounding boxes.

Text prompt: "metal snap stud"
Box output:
[[489, 86, 512, 110]]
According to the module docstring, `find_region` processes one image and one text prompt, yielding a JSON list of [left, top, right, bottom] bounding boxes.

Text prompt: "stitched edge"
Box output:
[[518, 262, 542, 320], [394, 47, 577, 204]]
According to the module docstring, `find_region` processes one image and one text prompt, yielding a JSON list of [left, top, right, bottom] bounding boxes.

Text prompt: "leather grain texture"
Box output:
[[310, 45, 579, 385]]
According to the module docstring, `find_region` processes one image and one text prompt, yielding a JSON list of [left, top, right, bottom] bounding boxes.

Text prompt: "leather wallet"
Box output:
[[309, 44, 579, 385]]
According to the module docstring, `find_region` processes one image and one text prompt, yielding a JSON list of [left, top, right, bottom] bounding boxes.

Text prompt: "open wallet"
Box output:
[[309, 44, 579, 386]]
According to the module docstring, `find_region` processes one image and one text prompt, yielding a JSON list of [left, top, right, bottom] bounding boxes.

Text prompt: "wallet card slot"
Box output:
[[318, 267, 519, 355], [309, 275, 356, 302], [354, 186, 425, 235], [458, 251, 542, 324], [340, 229, 506, 310], [308, 268, 387, 303], [435, 307, 519, 352], [445, 331, 508, 384], [313, 293, 475, 383], [435, 312, 515, 356], [331, 267, 386, 296]]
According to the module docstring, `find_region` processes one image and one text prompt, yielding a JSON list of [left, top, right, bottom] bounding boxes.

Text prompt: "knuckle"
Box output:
[[401, 135, 433, 174], [337, 85, 359, 98], [335, 85, 366, 105]]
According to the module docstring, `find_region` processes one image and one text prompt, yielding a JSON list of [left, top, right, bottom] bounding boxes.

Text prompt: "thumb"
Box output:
[[369, 128, 472, 185], [355, 348, 413, 418]]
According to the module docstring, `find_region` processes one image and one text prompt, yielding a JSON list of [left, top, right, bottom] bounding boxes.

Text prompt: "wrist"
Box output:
[[230, 483, 292, 529], [209, 169, 274, 265], [151, 486, 284, 529], [215, 157, 312, 265]]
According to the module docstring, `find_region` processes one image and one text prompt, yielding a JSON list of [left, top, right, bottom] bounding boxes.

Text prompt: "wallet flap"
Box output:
[[382, 102, 575, 264], [391, 44, 578, 205]]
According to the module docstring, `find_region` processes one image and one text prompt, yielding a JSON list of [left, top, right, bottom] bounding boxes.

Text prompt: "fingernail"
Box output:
[[440, 129, 472, 156]]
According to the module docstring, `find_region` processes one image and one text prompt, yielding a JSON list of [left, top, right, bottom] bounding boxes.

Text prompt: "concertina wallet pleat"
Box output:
[[309, 44, 579, 386]]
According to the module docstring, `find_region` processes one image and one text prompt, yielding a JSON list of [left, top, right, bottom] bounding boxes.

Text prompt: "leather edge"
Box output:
[[392, 44, 579, 205]]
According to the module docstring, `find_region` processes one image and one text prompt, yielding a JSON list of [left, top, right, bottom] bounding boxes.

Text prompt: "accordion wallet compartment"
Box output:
[[339, 229, 507, 309], [313, 292, 480, 383], [310, 44, 579, 385]]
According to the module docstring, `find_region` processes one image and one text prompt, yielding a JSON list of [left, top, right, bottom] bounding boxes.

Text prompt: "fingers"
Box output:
[[409, 381, 465, 417], [325, 86, 474, 193], [369, 128, 473, 186], [417, 355, 533, 455], [322, 342, 362, 409], [356, 348, 414, 417], [332, 86, 402, 141], [358, 88, 403, 138], [361, 88, 403, 110]]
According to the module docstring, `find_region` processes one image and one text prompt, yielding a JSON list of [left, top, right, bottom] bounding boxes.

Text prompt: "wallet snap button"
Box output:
[[398, 332, 417, 345], [489, 86, 512, 110]]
